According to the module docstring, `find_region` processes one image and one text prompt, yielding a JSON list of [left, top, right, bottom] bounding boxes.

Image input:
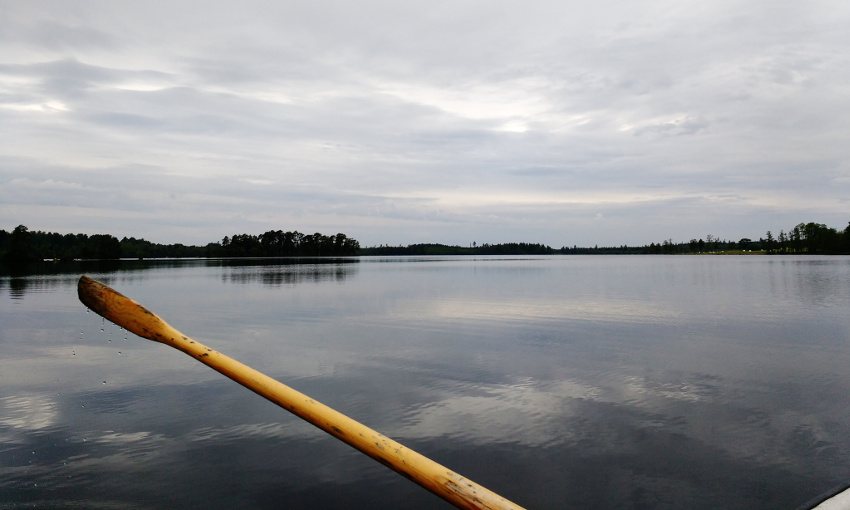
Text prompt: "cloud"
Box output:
[[632, 116, 709, 137], [1, 1, 849, 245]]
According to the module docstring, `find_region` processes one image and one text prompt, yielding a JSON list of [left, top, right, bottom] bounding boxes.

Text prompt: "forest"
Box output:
[[639, 221, 850, 255], [360, 242, 556, 256], [0, 226, 359, 265], [1, 220, 849, 267], [359, 221, 850, 256], [214, 231, 360, 257]]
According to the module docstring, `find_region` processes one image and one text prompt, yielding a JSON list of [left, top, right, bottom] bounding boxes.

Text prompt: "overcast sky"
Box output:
[[2, 1, 848, 247]]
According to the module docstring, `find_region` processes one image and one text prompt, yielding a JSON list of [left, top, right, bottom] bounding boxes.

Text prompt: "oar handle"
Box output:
[[77, 275, 525, 510]]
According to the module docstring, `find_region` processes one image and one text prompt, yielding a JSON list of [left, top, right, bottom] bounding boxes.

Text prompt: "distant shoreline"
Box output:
[[2, 220, 849, 266]]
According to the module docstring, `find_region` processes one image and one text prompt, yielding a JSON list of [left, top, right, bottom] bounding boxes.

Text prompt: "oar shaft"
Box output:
[[77, 275, 525, 510]]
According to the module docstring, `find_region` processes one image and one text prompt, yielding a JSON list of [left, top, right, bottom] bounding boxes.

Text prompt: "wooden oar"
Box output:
[[77, 275, 525, 510]]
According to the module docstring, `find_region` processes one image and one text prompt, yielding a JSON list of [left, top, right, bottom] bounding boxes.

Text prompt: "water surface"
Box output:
[[2, 256, 850, 509]]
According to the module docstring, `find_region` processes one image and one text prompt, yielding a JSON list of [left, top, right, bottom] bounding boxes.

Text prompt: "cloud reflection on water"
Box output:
[[0, 394, 59, 432], [428, 297, 680, 325]]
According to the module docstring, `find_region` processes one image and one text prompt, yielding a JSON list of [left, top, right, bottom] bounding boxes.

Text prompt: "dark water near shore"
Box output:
[[2, 255, 850, 509]]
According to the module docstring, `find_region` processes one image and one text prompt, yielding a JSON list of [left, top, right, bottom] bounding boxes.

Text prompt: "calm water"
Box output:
[[2, 255, 850, 509]]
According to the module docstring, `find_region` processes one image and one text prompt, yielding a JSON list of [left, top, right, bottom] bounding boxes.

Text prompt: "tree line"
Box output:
[[561, 221, 850, 255], [560, 222, 850, 255], [2, 220, 848, 266], [360, 242, 555, 256], [0, 226, 125, 263], [214, 231, 360, 257], [638, 222, 850, 255], [0, 225, 360, 265]]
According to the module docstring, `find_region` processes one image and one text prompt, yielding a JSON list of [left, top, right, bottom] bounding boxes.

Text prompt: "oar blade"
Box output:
[[78, 275, 173, 344]]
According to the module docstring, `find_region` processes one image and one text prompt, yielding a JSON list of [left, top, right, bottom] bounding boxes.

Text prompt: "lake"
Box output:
[[2, 255, 850, 509]]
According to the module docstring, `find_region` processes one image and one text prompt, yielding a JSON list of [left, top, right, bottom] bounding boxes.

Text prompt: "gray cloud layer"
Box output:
[[2, 1, 848, 246]]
